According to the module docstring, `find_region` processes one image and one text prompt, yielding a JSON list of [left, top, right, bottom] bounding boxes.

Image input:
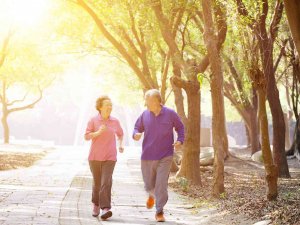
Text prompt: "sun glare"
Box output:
[[5, 0, 50, 27]]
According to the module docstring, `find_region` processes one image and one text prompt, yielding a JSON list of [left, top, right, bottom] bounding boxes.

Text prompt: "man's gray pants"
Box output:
[[141, 155, 173, 213]]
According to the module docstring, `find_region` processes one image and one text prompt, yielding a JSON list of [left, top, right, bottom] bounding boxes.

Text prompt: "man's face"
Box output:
[[145, 96, 160, 111]]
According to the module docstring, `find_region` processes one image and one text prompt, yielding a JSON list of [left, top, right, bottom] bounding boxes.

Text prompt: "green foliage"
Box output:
[[219, 192, 227, 199], [197, 73, 204, 87], [177, 177, 189, 192]]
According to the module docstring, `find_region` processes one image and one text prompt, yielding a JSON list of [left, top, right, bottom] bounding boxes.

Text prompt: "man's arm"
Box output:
[[116, 120, 124, 152], [133, 114, 144, 141], [173, 111, 185, 150]]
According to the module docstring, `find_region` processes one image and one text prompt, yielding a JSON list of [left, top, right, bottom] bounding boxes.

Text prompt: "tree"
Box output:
[[223, 51, 260, 154], [0, 31, 55, 144], [248, 53, 278, 200], [283, 0, 300, 56], [235, 0, 290, 178], [285, 37, 300, 161], [202, 0, 227, 197]]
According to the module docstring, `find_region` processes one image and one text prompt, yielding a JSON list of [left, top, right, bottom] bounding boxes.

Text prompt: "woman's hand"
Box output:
[[118, 146, 124, 153], [94, 125, 106, 137], [89, 125, 106, 139]]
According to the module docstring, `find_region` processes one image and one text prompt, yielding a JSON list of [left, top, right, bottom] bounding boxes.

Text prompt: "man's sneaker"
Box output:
[[92, 204, 100, 217], [100, 208, 112, 220], [155, 211, 165, 222], [146, 196, 155, 209]]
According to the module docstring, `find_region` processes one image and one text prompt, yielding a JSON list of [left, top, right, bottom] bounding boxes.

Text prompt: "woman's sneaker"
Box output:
[[101, 208, 112, 220], [92, 204, 100, 217]]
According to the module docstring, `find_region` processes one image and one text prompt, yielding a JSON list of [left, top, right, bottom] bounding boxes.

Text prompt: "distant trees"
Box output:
[[0, 31, 55, 143]]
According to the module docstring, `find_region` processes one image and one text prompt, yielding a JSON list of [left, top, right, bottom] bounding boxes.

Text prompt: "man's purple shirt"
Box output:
[[133, 106, 185, 160]]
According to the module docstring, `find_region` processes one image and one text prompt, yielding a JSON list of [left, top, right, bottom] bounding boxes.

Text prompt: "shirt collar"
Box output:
[[150, 105, 165, 116], [160, 105, 165, 114], [97, 113, 111, 121]]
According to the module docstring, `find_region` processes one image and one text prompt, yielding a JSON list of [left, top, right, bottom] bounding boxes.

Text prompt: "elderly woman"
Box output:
[[84, 95, 124, 220]]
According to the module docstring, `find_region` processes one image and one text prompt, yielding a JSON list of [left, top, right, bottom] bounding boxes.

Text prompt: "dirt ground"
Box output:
[[0, 144, 52, 170], [170, 147, 300, 225]]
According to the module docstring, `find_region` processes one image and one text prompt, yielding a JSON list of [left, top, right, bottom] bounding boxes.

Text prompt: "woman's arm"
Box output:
[[118, 135, 124, 153]]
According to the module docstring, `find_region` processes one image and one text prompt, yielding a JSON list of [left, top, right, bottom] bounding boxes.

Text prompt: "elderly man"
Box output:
[[133, 89, 184, 222]]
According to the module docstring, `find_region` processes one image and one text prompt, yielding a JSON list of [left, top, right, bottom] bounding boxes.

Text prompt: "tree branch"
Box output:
[[274, 38, 288, 73], [119, 26, 142, 59], [76, 0, 152, 89], [270, 0, 284, 41], [7, 92, 30, 106], [0, 30, 13, 68], [235, 0, 255, 28], [8, 87, 43, 114], [170, 75, 198, 92], [195, 1, 227, 74]]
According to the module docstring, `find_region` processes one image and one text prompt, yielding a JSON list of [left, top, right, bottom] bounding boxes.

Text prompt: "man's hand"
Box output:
[[133, 133, 142, 141], [173, 141, 182, 151]]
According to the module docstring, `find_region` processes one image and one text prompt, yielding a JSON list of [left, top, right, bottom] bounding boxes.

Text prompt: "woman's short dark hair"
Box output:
[[95, 96, 111, 112]]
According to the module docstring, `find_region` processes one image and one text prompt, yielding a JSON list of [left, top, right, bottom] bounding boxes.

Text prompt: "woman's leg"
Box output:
[[89, 160, 102, 206], [99, 160, 116, 209]]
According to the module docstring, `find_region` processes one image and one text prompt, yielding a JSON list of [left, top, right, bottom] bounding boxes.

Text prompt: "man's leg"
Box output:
[[154, 156, 173, 214], [141, 159, 159, 209], [141, 160, 158, 195], [99, 160, 116, 210]]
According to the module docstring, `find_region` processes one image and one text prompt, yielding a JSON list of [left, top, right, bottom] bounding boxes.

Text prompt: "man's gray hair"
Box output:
[[144, 89, 162, 103]]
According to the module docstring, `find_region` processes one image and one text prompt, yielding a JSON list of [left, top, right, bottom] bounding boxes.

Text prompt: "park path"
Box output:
[[0, 146, 252, 225]]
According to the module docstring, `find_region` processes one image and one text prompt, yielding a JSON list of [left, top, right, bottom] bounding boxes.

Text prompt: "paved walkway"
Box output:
[[0, 146, 251, 225]]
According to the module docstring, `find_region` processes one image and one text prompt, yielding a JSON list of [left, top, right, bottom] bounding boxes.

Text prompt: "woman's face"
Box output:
[[100, 99, 112, 116]]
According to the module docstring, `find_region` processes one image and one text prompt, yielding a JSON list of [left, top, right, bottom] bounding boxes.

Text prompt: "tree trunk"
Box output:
[[245, 123, 251, 147], [170, 158, 179, 172], [287, 116, 300, 161], [257, 87, 278, 201], [283, 0, 300, 56], [249, 108, 260, 154], [171, 59, 187, 124], [259, 34, 290, 178], [170, 59, 189, 174], [202, 0, 226, 197], [1, 111, 9, 144], [294, 122, 300, 161], [284, 112, 291, 150], [267, 81, 290, 177], [173, 76, 201, 185], [249, 88, 260, 154]]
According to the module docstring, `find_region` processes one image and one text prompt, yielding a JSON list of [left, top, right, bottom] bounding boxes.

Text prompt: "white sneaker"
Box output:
[[100, 208, 112, 220], [92, 204, 100, 217]]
